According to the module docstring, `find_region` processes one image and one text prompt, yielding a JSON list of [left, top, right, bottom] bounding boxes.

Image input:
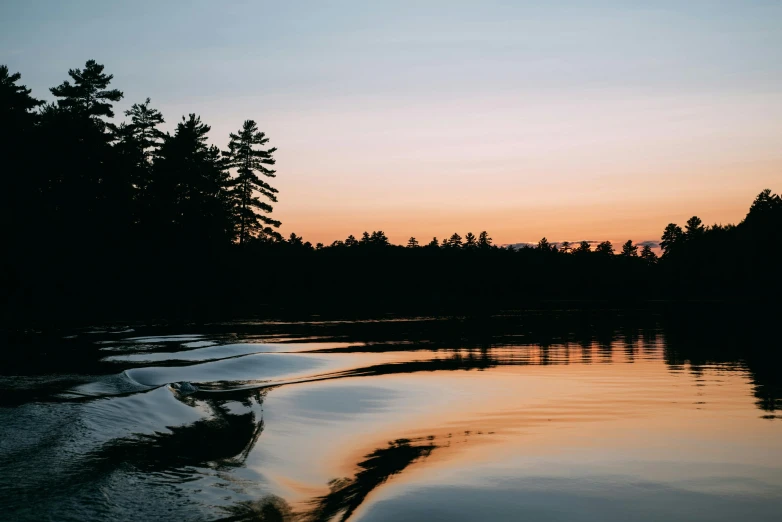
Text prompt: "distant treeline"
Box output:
[[2, 61, 781, 325]]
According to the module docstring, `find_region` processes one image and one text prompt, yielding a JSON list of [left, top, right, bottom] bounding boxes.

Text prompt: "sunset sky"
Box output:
[[2, 1, 780, 245]]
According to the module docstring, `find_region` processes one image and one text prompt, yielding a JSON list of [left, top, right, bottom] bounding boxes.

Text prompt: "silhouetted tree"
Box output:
[[576, 241, 592, 254], [685, 216, 705, 239], [370, 230, 390, 246], [640, 245, 657, 263], [224, 120, 280, 244], [155, 114, 233, 246], [620, 240, 638, 257], [537, 237, 552, 252], [560, 241, 572, 254], [745, 189, 781, 227], [2, 65, 43, 263], [42, 60, 128, 246], [0, 65, 42, 122], [6, 58, 780, 324], [124, 98, 165, 162], [595, 241, 614, 255], [478, 231, 492, 249], [117, 98, 166, 222], [50, 59, 123, 127], [660, 223, 684, 256], [446, 233, 463, 248]]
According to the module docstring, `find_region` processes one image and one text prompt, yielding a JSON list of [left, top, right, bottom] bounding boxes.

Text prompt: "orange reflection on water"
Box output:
[[244, 342, 782, 516]]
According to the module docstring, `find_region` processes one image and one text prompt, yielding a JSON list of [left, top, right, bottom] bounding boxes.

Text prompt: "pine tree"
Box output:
[[125, 98, 165, 163], [478, 231, 492, 249], [620, 240, 638, 257], [2, 66, 43, 255], [640, 245, 658, 263], [660, 223, 684, 256], [464, 232, 476, 249], [50, 59, 123, 127], [0, 65, 42, 124], [576, 241, 592, 254], [595, 241, 614, 255], [685, 216, 705, 239], [117, 99, 166, 220], [44, 60, 126, 244], [407, 237, 419, 248], [745, 189, 781, 225], [447, 233, 462, 248], [155, 114, 233, 246], [370, 231, 389, 246], [224, 120, 280, 245]]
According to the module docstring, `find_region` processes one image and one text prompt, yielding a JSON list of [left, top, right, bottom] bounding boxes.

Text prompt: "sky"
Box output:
[[2, 1, 780, 246]]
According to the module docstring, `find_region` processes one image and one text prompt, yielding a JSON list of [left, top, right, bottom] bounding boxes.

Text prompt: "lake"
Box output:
[[1, 312, 780, 521]]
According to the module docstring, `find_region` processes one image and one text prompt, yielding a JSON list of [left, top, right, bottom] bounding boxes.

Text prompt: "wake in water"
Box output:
[[1, 316, 781, 521]]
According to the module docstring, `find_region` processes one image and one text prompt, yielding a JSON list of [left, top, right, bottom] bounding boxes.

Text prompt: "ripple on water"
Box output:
[[2, 319, 781, 522]]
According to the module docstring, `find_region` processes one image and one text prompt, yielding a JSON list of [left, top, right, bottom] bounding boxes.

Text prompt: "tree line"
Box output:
[[3, 60, 282, 252], [3, 61, 780, 325]]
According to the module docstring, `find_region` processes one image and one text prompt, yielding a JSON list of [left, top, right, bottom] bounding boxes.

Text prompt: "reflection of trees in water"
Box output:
[[81, 392, 440, 522], [662, 316, 781, 414], [147, 310, 778, 417], [86, 389, 267, 473], [217, 437, 439, 522], [216, 437, 438, 522], [303, 438, 437, 522]]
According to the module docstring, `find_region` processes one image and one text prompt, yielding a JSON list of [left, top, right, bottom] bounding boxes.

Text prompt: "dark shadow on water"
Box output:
[[3, 309, 780, 415], [303, 438, 437, 522], [662, 312, 782, 414], [214, 437, 437, 522], [86, 390, 266, 474]]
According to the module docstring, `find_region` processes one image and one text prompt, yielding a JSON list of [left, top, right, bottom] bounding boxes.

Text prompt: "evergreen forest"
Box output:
[[3, 61, 781, 325]]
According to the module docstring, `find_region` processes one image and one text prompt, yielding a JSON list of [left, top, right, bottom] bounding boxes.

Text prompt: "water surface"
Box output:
[[1, 314, 780, 521]]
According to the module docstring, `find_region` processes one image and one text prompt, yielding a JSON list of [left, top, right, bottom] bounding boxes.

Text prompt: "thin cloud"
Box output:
[[502, 239, 660, 250]]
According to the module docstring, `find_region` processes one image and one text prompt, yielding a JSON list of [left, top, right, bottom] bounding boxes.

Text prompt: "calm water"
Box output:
[[1, 314, 781, 521]]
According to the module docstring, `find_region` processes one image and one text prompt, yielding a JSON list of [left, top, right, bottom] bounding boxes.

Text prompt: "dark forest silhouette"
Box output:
[[3, 61, 781, 325]]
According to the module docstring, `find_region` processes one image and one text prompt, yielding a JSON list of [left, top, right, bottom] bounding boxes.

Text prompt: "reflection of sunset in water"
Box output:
[[246, 341, 782, 519], [2, 318, 780, 521]]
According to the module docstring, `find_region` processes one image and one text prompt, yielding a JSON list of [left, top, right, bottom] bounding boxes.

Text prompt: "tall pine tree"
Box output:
[[155, 114, 233, 247], [224, 120, 280, 245], [117, 98, 166, 225], [124, 98, 165, 163], [2, 65, 43, 256], [44, 60, 126, 244], [50, 59, 123, 128]]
